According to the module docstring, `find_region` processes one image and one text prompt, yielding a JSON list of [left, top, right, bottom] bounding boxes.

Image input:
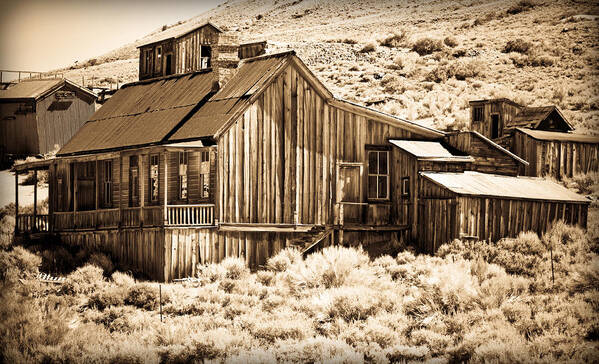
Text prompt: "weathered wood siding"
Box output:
[[35, 85, 95, 154], [174, 26, 220, 74], [217, 63, 418, 227], [512, 131, 599, 178], [417, 178, 589, 253], [445, 132, 520, 176], [470, 100, 521, 139], [0, 102, 39, 154]]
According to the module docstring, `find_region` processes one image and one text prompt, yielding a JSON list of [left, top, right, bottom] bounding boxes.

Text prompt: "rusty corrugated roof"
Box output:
[[137, 22, 222, 48], [0, 79, 95, 101], [58, 71, 215, 155], [515, 128, 599, 144], [421, 171, 589, 203], [168, 52, 292, 141]]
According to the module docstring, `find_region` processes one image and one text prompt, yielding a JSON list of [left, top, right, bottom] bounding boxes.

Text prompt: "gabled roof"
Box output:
[[421, 171, 589, 203], [137, 22, 222, 48], [59, 51, 445, 156], [509, 106, 573, 131], [452, 130, 528, 166], [515, 128, 599, 144], [389, 140, 473, 162], [58, 71, 216, 156], [0, 78, 96, 102], [469, 98, 522, 108]]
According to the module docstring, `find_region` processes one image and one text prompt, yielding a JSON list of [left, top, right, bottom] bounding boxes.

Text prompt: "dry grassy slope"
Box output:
[[55, 0, 599, 132]]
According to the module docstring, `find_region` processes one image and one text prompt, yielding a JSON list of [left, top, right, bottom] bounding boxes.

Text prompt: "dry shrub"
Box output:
[[62, 264, 104, 295], [359, 42, 377, 53], [503, 39, 532, 54], [443, 36, 459, 48], [380, 30, 409, 48], [266, 247, 302, 272], [88, 286, 127, 310], [412, 37, 444, 56], [111, 271, 135, 288], [426, 59, 484, 82], [507, 0, 536, 15], [125, 283, 169, 310], [220, 257, 248, 280], [87, 252, 114, 275], [0, 246, 41, 282]]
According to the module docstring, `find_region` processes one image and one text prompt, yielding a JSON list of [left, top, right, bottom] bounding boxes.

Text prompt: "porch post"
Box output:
[[14, 171, 19, 235], [73, 163, 78, 228], [163, 151, 168, 226], [33, 169, 37, 232], [95, 159, 99, 227]]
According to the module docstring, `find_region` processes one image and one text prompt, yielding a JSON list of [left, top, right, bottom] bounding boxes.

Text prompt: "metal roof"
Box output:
[[462, 131, 528, 165], [168, 52, 293, 141], [0, 79, 95, 101], [137, 22, 222, 48], [421, 171, 589, 203], [58, 71, 215, 155], [509, 106, 573, 131], [515, 128, 599, 143], [469, 98, 522, 107], [389, 140, 472, 161]]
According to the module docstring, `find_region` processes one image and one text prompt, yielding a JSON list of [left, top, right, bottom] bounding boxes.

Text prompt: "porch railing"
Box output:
[[16, 214, 49, 233], [166, 204, 214, 226]]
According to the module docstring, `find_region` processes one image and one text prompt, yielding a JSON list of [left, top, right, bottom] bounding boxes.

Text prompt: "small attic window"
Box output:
[[473, 106, 484, 122], [200, 46, 211, 69]]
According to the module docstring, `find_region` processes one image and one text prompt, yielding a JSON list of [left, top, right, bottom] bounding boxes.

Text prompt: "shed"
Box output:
[[0, 78, 96, 157], [511, 128, 599, 178], [418, 171, 590, 252]]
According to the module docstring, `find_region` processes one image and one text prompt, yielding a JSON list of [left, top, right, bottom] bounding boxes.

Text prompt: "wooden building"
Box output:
[[511, 128, 599, 178], [417, 171, 589, 252], [0, 79, 96, 158], [14, 51, 591, 281], [468, 97, 598, 179], [137, 22, 267, 82]]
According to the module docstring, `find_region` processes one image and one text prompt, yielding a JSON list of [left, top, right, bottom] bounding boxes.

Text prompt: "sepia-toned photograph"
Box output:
[[1, 0, 598, 362]]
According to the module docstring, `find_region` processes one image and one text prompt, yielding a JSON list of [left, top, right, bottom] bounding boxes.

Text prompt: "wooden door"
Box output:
[[337, 164, 363, 224]]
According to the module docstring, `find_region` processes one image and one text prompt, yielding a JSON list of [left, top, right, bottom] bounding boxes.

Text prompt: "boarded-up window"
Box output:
[[144, 49, 152, 74], [473, 106, 484, 122], [367, 150, 389, 200], [129, 156, 139, 207], [103, 160, 113, 207], [150, 154, 159, 203], [178, 152, 188, 200]]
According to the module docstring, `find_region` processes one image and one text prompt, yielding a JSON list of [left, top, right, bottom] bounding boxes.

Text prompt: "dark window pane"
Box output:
[[368, 151, 378, 174], [368, 175, 378, 199], [378, 176, 388, 199], [379, 151, 388, 175]]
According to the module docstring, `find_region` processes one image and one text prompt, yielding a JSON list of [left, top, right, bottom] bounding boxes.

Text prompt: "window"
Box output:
[[144, 49, 152, 74], [178, 152, 188, 200], [155, 46, 162, 73], [367, 149, 389, 200], [150, 154, 159, 203], [473, 106, 484, 122], [129, 156, 139, 207], [200, 46, 211, 69], [103, 160, 113, 207], [200, 151, 210, 199], [401, 177, 410, 197]]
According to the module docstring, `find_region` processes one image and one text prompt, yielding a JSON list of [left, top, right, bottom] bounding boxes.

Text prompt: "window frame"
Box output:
[[366, 147, 390, 201], [401, 177, 410, 197], [178, 151, 188, 201], [102, 160, 113, 208], [149, 154, 160, 204], [129, 156, 140, 207], [472, 106, 484, 122], [155, 46, 162, 74]]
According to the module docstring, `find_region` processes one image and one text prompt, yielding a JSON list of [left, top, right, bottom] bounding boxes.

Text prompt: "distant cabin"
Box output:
[[14, 45, 590, 281], [0, 79, 96, 158], [469, 98, 599, 179], [137, 22, 266, 81]]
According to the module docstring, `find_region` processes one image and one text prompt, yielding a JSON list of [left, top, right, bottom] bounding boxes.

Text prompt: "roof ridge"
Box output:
[[121, 69, 213, 88], [239, 50, 296, 64]]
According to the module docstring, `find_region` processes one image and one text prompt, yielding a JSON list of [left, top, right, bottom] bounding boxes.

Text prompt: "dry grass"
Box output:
[[1, 211, 598, 362]]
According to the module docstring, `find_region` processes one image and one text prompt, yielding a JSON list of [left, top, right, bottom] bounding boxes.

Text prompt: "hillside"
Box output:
[[52, 0, 599, 132]]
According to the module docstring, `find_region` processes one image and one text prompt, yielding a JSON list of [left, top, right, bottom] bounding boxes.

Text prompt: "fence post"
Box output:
[[159, 284, 163, 322]]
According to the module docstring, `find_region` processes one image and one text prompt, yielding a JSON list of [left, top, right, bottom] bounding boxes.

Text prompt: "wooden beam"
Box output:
[[163, 151, 168, 226], [139, 154, 145, 226], [218, 223, 316, 233], [33, 170, 37, 232], [14, 172, 18, 235]]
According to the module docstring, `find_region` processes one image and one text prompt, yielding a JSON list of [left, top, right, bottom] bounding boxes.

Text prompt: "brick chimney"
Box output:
[[212, 33, 240, 91]]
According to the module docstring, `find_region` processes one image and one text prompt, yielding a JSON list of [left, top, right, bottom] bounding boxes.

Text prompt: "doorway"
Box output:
[[491, 114, 500, 139], [165, 54, 173, 76]]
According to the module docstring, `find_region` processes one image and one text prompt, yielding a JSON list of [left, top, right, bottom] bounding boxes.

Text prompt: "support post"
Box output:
[[33, 170, 37, 232], [139, 154, 145, 226], [14, 171, 19, 235], [95, 159, 99, 227], [163, 151, 168, 226]]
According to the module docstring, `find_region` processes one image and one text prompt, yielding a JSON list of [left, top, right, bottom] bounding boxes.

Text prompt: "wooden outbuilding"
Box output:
[[0, 79, 96, 158], [417, 171, 590, 252], [511, 128, 599, 178]]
